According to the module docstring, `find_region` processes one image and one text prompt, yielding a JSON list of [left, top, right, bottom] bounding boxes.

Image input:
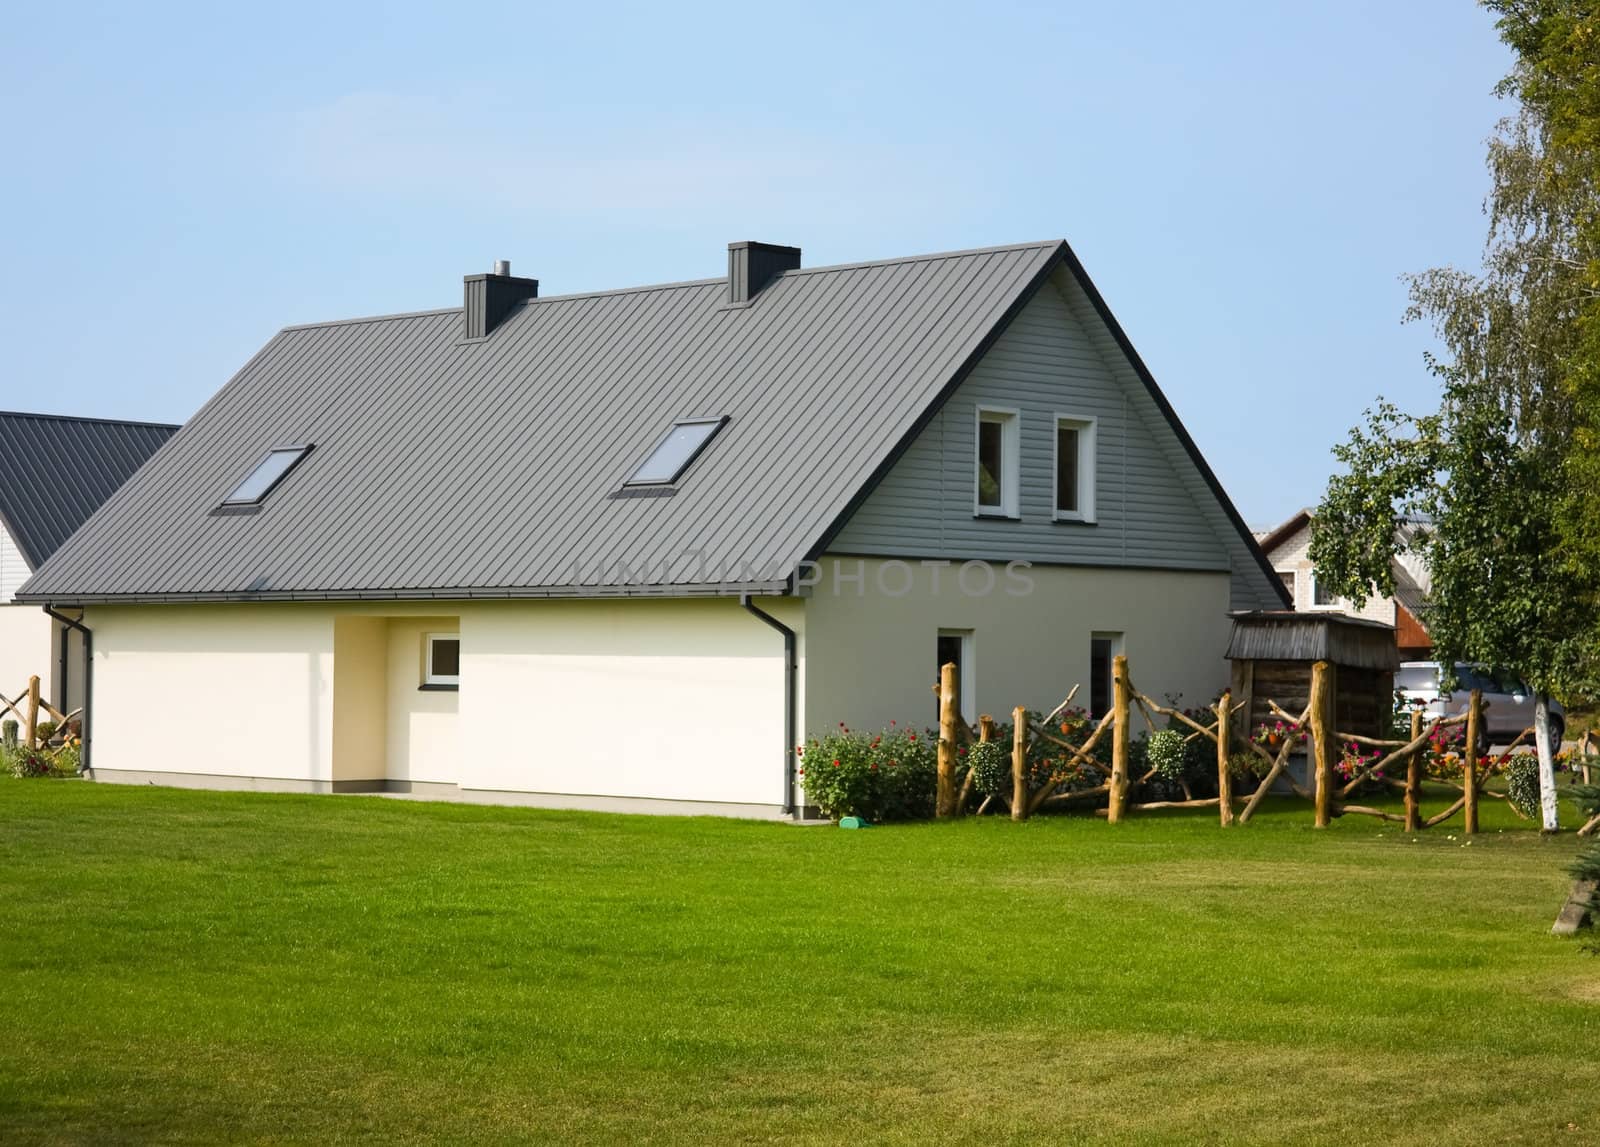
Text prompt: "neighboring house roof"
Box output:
[[1255, 508, 1312, 558], [0, 411, 178, 569], [18, 240, 1288, 606], [1259, 507, 1432, 633]]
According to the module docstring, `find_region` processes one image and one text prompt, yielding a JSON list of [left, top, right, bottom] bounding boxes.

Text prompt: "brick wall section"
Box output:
[[1265, 521, 1395, 625]]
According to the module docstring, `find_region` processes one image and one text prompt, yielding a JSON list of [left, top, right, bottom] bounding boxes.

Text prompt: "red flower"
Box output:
[[890, 720, 897, 726], [909, 733, 917, 742], [832, 759, 841, 767], [869, 763, 878, 771]]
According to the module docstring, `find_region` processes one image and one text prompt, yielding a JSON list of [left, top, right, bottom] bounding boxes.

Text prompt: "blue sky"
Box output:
[[1, 1, 1508, 525]]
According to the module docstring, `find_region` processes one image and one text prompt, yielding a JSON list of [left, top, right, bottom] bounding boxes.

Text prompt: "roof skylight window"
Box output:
[[625, 418, 727, 486], [223, 446, 312, 506]]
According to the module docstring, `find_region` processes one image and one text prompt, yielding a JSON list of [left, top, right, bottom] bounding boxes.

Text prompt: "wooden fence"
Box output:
[[934, 655, 1538, 832], [1, 674, 83, 762]]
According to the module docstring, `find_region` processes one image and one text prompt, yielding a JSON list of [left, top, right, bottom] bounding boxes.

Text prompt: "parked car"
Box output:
[[1396, 662, 1565, 748]]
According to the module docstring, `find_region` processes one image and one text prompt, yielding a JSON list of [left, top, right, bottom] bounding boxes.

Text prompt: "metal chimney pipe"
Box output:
[[493, 259, 511, 276]]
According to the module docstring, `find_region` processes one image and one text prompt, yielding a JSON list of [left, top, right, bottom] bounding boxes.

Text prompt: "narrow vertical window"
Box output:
[[974, 408, 1019, 518], [1053, 415, 1096, 522], [936, 629, 975, 724], [1089, 632, 1123, 718]]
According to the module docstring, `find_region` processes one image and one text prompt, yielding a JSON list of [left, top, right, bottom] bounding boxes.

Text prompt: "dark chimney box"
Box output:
[[464, 261, 538, 339], [727, 241, 800, 306]]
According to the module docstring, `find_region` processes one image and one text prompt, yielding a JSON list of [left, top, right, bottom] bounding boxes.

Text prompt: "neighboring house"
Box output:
[[1256, 509, 1433, 660], [18, 240, 1289, 816], [0, 411, 178, 716]]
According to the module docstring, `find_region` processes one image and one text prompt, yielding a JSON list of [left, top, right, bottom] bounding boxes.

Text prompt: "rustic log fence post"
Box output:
[[1404, 709, 1423, 832], [1311, 660, 1336, 828], [1216, 689, 1234, 827], [1011, 706, 1029, 822], [23, 675, 40, 751], [1463, 688, 1482, 834], [979, 715, 995, 744], [936, 662, 958, 818], [1108, 654, 1131, 824]]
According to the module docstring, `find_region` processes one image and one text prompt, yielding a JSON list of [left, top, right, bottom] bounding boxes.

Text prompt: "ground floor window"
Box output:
[[1089, 632, 1123, 718], [936, 629, 975, 724], [423, 633, 461, 689]]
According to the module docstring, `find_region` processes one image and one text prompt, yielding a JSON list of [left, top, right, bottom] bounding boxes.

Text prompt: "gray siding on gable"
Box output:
[[832, 275, 1229, 572]]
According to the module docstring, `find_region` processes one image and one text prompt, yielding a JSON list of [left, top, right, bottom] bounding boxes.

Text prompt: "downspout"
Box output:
[[741, 594, 797, 817], [42, 606, 91, 774]]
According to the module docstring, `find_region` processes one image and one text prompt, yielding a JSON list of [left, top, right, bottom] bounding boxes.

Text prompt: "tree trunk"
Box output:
[[1535, 692, 1559, 834], [1216, 690, 1233, 827], [1463, 688, 1481, 834]]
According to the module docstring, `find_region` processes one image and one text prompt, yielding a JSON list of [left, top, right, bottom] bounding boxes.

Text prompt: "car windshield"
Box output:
[[1396, 666, 1440, 692]]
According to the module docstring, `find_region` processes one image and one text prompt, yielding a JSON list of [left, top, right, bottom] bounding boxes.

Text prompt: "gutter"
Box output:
[[740, 595, 797, 817], [41, 606, 92, 774]]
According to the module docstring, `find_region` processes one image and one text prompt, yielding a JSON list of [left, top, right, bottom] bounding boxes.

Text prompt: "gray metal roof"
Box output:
[[0, 411, 178, 569], [18, 240, 1285, 604]]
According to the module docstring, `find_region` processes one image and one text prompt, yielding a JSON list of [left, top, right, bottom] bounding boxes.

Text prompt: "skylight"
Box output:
[[625, 418, 727, 486], [223, 446, 312, 506]]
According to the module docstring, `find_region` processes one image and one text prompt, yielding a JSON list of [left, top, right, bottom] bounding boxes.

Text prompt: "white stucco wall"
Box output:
[[0, 605, 54, 719], [386, 616, 460, 786], [457, 597, 799, 806], [84, 597, 799, 808], [89, 603, 337, 782], [801, 556, 1233, 737]]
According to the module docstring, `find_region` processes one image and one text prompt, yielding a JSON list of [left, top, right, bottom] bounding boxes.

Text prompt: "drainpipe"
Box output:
[[741, 595, 797, 817], [42, 606, 91, 774]]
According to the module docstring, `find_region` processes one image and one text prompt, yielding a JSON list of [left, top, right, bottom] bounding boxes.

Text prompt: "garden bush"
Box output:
[[1505, 756, 1542, 819], [965, 740, 1010, 797], [799, 724, 936, 821]]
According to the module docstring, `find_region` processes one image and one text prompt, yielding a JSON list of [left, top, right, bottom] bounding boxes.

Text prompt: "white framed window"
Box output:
[[974, 406, 1020, 518], [1052, 414, 1097, 522], [936, 629, 976, 725], [1309, 572, 1340, 609], [423, 633, 461, 688], [1089, 631, 1124, 719], [1276, 570, 1296, 601]]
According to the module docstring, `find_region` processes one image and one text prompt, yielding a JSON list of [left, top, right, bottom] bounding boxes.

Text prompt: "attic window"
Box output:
[[625, 417, 728, 487], [222, 446, 312, 506]]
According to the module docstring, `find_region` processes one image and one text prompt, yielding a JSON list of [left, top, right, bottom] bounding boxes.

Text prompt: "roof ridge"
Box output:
[[0, 410, 181, 430], [274, 242, 1065, 334]]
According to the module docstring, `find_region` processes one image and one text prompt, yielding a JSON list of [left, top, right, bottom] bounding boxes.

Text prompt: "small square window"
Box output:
[[1053, 415, 1096, 522], [974, 407, 1019, 518], [1311, 574, 1339, 608], [423, 633, 460, 688], [1277, 570, 1296, 599], [222, 446, 312, 507], [626, 417, 728, 486]]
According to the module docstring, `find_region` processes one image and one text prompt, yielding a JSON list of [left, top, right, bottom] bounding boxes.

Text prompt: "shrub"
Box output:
[[1505, 756, 1542, 819], [799, 723, 936, 822], [1145, 729, 1188, 783], [966, 739, 1010, 797], [3, 743, 75, 779]]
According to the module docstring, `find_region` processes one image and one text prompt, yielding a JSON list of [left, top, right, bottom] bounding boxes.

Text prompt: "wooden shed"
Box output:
[[1226, 612, 1400, 747]]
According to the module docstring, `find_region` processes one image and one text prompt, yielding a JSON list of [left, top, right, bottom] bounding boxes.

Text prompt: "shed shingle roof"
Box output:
[[0, 412, 178, 569], [18, 240, 1285, 605]]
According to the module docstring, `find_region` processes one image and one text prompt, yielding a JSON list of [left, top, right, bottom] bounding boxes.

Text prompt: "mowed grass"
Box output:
[[3, 783, 1600, 1145]]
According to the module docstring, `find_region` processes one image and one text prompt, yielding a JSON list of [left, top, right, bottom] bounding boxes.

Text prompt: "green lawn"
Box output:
[[2, 783, 1599, 1145]]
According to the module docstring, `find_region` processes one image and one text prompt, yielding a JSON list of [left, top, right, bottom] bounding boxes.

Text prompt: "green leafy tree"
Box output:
[[1310, 1, 1600, 831]]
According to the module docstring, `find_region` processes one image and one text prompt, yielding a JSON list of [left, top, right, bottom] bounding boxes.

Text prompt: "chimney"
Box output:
[[727, 241, 800, 306], [463, 260, 538, 339]]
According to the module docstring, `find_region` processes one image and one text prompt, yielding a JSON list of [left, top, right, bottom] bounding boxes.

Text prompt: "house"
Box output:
[[0, 411, 178, 719], [17, 240, 1289, 816], [1256, 508, 1432, 660]]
